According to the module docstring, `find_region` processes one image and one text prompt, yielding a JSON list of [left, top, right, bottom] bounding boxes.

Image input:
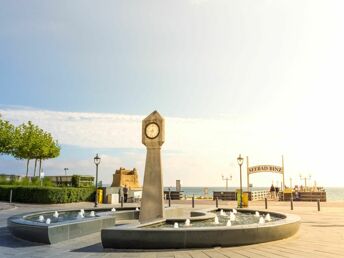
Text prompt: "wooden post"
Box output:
[[168, 188, 171, 207], [121, 196, 124, 208], [192, 194, 195, 208], [216, 197, 218, 208], [282, 155, 285, 191], [265, 197, 268, 209], [290, 195, 294, 210], [247, 156, 250, 191], [9, 189, 12, 203], [317, 199, 320, 211]]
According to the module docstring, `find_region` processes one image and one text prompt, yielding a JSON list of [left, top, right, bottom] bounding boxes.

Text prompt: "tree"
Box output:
[[36, 131, 60, 176], [12, 121, 38, 177], [0, 114, 15, 155], [1, 118, 61, 177]]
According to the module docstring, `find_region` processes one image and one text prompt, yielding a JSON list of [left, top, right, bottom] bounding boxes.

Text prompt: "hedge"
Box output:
[[0, 185, 95, 204]]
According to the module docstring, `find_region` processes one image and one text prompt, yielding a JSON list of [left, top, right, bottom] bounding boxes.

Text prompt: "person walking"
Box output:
[[275, 187, 280, 200], [270, 184, 275, 200], [123, 185, 128, 203]]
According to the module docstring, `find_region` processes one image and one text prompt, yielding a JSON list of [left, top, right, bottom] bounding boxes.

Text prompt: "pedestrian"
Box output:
[[270, 184, 275, 199], [118, 187, 123, 203], [123, 185, 128, 203], [275, 187, 279, 200]]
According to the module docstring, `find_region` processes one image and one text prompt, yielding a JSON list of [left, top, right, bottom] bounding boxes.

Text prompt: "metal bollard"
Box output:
[[168, 189, 171, 207], [216, 197, 218, 208], [290, 196, 294, 210], [192, 195, 195, 208], [265, 198, 268, 209], [317, 199, 320, 211], [9, 189, 13, 203], [120, 196, 124, 208]]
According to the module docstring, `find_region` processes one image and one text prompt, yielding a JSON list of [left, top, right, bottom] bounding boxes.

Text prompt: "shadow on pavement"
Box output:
[[71, 243, 105, 253], [71, 243, 193, 254], [0, 227, 45, 248]]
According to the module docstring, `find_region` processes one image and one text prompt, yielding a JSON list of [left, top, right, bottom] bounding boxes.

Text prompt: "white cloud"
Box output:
[[0, 106, 343, 187]]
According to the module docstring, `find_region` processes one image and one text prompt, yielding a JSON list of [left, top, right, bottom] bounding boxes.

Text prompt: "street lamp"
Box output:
[[299, 173, 311, 190], [64, 168, 69, 176], [222, 174, 232, 190], [94, 154, 101, 207], [237, 154, 244, 208]]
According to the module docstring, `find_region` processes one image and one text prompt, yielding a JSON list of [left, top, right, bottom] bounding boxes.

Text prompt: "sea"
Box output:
[[163, 187, 344, 201]]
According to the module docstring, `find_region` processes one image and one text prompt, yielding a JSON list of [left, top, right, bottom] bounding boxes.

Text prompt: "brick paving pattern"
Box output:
[[1, 200, 343, 257]]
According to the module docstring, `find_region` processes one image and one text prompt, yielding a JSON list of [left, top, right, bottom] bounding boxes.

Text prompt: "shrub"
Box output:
[[0, 185, 95, 204], [71, 175, 94, 187]]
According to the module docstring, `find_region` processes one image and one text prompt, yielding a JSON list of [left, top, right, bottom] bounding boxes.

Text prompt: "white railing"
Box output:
[[250, 190, 269, 201]]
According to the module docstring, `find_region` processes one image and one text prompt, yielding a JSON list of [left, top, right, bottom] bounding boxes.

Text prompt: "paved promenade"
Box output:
[[1, 200, 344, 257]]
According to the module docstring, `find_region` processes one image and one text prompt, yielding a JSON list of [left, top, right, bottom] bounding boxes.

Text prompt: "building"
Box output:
[[111, 167, 141, 189]]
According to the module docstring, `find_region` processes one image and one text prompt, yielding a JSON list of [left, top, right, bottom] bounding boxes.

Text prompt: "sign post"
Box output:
[[247, 156, 285, 191]]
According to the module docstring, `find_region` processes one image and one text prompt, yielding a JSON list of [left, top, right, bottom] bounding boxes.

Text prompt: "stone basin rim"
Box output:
[[101, 209, 301, 249]]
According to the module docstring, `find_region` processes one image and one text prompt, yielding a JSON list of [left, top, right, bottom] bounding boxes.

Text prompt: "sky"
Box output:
[[0, 0, 344, 187]]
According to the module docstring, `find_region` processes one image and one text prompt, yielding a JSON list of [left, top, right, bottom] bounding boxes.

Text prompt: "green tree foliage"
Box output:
[[0, 115, 15, 155], [0, 114, 61, 177], [12, 121, 40, 177], [35, 131, 61, 176]]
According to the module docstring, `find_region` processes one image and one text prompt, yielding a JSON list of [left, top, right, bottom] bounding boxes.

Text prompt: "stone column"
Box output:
[[139, 111, 165, 224]]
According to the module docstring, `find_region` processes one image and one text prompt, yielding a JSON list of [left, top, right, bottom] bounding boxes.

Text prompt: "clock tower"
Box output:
[[139, 110, 165, 223]]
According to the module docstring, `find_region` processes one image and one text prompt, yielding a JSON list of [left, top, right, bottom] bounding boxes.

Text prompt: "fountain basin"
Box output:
[[7, 208, 138, 244], [101, 209, 300, 249]]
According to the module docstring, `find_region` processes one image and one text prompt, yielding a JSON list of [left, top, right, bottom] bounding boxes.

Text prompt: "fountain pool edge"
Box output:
[[101, 209, 300, 249], [7, 208, 138, 244]]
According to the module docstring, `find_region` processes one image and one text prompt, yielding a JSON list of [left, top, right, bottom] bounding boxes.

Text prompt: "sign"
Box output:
[[248, 165, 283, 174]]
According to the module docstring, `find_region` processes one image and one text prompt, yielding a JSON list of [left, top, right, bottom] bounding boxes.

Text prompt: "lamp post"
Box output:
[[94, 154, 101, 207], [222, 174, 232, 190], [64, 168, 69, 176], [299, 173, 311, 190], [237, 154, 244, 208]]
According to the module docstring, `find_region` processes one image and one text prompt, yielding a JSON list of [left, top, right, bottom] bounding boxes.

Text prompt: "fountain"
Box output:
[[219, 209, 228, 216], [38, 215, 44, 222], [184, 219, 191, 227], [53, 211, 59, 218], [90, 211, 96, 217], [101, 112, 300, 249], [259, 216, 265, 225], [111, 208, 116, 212], [214, 215, 219, 224], [265, 213, 271, 222], [77, 211, 84, 219], [46, 218, 51, 225], [255, 211, 260, 217], [229, 212, 236, 221]]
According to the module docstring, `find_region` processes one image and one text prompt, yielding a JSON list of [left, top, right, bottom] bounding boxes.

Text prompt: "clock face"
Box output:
[[145, 122, 160, 139]]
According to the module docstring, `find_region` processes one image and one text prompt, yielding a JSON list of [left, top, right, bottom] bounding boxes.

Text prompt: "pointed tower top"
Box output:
[[143, 110, 163, 121]]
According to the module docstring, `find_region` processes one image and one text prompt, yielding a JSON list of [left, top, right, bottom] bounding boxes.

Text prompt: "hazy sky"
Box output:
[[1, 0, 344, 187]]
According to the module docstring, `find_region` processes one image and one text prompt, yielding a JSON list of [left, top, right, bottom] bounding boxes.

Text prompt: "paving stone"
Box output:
[[0, 201, 344, 257]]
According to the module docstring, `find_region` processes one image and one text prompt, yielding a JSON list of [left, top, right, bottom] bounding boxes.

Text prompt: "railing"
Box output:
[[281, 191, 327, 202], [213, 191, 237, 201], [250, 190, 269, 201], [164, 191, 183, 200]]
